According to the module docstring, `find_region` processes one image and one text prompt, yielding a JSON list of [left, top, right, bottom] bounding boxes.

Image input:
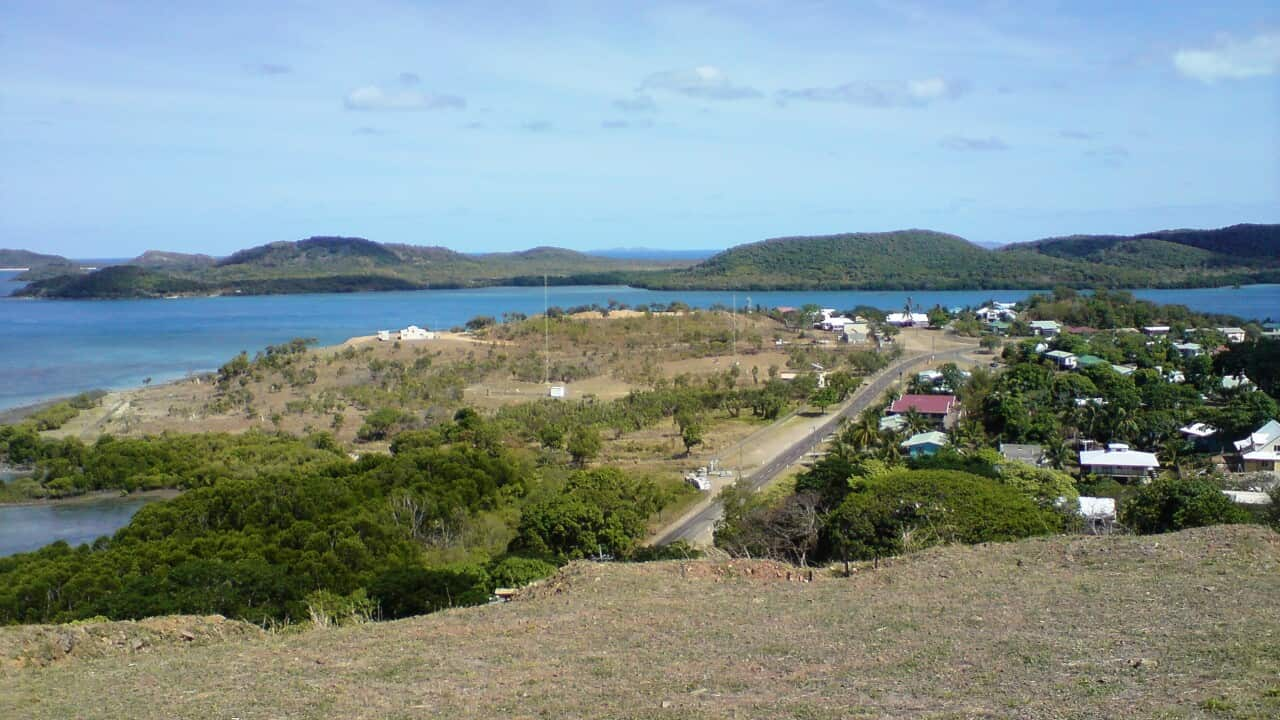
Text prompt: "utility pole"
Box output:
[[543, 274, 550, 385], [732, 291, 738, 360]]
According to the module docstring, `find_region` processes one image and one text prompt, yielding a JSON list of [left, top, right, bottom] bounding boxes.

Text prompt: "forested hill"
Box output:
[[632, 225, 1280, 291], [1007, 223, 1280, 265], [15, 225, 1280, 298], [0, 249, 71, 268], [15, 236, 695, 298]]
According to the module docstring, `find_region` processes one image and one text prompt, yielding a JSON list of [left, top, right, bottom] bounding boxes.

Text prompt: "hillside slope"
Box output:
[[638, 224, 1280, 290], [1008, 223, 1280, 268], [4, 525, 1277, 719], [0, 249, 70, 268]]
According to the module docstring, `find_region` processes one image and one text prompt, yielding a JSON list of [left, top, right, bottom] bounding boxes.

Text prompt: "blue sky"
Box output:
[[1, 0, 1277, 257]]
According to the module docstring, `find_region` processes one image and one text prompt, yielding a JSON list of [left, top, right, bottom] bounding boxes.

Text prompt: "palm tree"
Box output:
[[845, 415, 881, 451], [1043, 434, 1071, 470], [902, 408, 931, 435]]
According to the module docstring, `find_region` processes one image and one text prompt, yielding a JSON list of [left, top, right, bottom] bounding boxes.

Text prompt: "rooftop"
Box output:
[[890, 394, 957, 415], [1079, 447, 1160, 469], [901, 431, 949, 448]]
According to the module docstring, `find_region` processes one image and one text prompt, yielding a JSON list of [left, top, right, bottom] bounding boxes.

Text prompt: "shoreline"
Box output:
[[0, 488, 181, 509]]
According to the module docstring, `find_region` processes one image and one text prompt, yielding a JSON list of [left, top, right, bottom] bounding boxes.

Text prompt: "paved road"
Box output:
[[651, 346, 975, 546]]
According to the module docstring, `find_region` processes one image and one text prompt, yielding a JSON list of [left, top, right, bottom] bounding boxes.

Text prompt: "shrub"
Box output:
[[1120, 476, 1252, 534], [488, 556, 558, 589], [821, 469, 1060, 561]]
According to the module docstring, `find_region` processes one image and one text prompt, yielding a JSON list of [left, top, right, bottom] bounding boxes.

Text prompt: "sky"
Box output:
[[1, 0, 1278, 257]]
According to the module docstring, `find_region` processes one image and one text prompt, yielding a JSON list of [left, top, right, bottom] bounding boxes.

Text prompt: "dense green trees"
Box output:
[[1120, 477, 1251, 534], [0, 416, 678, 625]]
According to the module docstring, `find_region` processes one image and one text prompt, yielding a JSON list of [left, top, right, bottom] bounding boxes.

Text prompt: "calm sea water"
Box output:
[[1, 271, 1276, 411], [0, 496, 156, 557]]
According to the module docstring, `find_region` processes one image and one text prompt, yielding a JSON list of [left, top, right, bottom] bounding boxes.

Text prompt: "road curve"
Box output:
[[651, 346, 975, 546]]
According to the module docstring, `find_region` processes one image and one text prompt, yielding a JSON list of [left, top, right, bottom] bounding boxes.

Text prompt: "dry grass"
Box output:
[[4, 525, 1277, 719]]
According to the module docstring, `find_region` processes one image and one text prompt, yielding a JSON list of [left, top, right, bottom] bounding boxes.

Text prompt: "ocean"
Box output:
[[2, 272, 1276, 412]]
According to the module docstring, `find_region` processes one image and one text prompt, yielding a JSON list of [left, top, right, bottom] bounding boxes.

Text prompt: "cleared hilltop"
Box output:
[[12, 223, 1280, 298], [3, 525, 1278, 719]]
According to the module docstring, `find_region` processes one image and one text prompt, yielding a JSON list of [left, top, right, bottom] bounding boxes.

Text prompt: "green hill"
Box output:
[[0, 249, 70, 268], [637, 224, 1280, 290], [15, 266, 210, 299], [3, 525, 1277, 719], [1008, 223, 1280, 267]]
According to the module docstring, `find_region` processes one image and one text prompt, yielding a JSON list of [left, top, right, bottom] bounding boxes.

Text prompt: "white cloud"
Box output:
[[640, 65, 761, 100], [1173, 32, 1280, 83], [907, 77, 947, 100], [344, 85, 465, 111], [779, 77, 968, 107], [939, 135, 1008, 152]]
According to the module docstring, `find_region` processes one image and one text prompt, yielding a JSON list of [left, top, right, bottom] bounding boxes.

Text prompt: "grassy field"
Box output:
[[4, 524, 1277, 719]]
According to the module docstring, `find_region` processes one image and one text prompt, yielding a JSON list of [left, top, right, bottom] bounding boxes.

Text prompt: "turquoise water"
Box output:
[[0, 496, 156, 557], [1, 271, 1276, 411]]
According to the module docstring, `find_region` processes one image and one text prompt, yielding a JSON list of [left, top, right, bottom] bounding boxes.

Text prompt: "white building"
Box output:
[[399, 325, 435, 340], [1044, 350, 1078, 370], [376, 330, 391, 342], [1234, 420, 1280, 474], [1216, 327, 1247, 344], [885, 312, 929, 327], [1079, 443, 1160, 480], [1028, 320, 1061, 337], [841, 322, 871, 344]]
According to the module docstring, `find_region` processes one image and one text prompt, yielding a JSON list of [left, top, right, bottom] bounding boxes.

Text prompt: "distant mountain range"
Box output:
[[10, 223, 1279, 298]]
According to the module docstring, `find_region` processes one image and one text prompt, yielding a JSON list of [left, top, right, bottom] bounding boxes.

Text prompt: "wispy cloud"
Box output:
[[521, 120, 553, 132], [344, 85, 465, 111], [1173, 32, 1280, 82], [640, 66, 761, 100], [777, 77, 968, 107], [1085, 145, 1130, 166], [1059, 129, 1097, 141], [939, 135, 1008, 151], [612, 94, 658, 113], [398, 72, 421, 86], [249, 62, 291, 76], [601, 119, 653, 130]]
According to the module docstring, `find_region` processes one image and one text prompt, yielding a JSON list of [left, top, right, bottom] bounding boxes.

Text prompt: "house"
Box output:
[[989, 320, 1013, 335], [376, 330, 392, 342], [1172, 342, 1203, 358], [879, 414, 908, 433], [1078, 443, 1160, 481], [999, 443, 1046, 467], [841, 322, 870, 344], [1045, 350, 1078, 370], [885, 312, 929, 327], [1111, 364, 1136, 376], [976, 305, 1017, 322], [399, 325, 435, 340], [1075, 496, 1117, 534], [889, 394, 958, 428], [1221, 373, 1254, 391], [1216, 327, 1247, 344], [901, 431, 948, 458], [1180, 422, 1219, 451], [1223, 490, 1273, 505], [819, 316, 854, 331], [1028, 320, 1061, 337], [1076, 354, 1107, 368], [1233, 420, 1280, 473], [1141, 325, 1171, 336]]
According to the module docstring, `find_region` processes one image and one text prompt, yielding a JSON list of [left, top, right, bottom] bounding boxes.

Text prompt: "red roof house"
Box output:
[[890, 394, 957, 417]]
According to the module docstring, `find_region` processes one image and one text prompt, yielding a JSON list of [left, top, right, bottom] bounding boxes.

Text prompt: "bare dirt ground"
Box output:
[[4, 525, 1277, 719]]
